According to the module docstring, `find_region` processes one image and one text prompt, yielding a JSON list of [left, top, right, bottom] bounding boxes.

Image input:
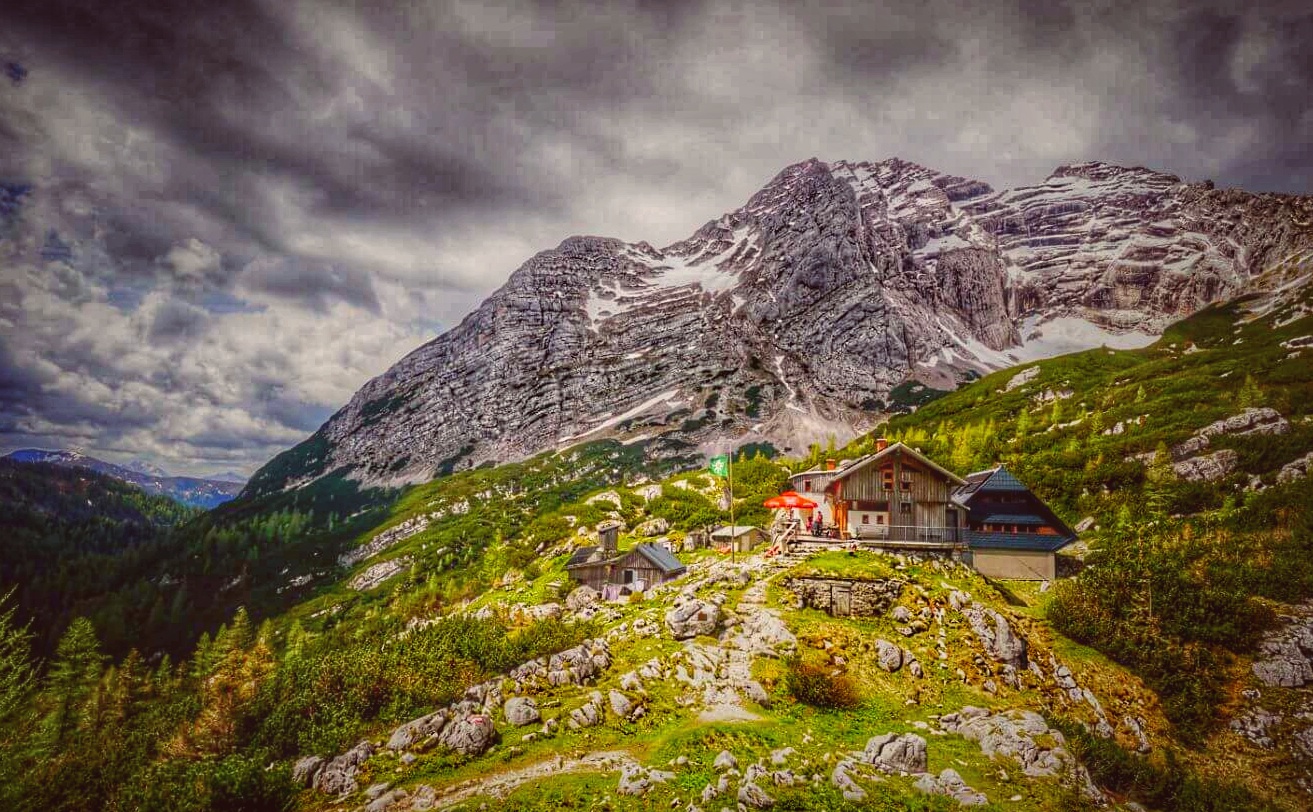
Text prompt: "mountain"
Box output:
[[5, 448, 244, 509], [247, 158, 1313, 496]]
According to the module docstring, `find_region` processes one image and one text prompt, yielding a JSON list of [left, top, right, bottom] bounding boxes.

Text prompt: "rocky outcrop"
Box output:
[[348, 557, 410, 591], [565, 585, 599, 612], [965, 606, 1028, 668], [939, 707, 1101, 800], [340, 515, 430, 567], [1277, 452, 1313, 485], [1252, 603, 1313, 688], [785, 576, 904, 617], [634, 517, 670, 536], [1173, 449, 1239, 482]]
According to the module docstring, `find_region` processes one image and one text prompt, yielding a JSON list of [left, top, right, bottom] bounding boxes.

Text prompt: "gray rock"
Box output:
[[504, 697, 541, 727], [831, 761, 866, 802], [635, 517, 671, 536], [565, 585, 600, 612], [568, 692, 605, 728], [1173, 449, 1239, 482], [892, 606, 913, 623], [876, 639, 903, 672], [437, 714, 497, 756], [1230, 708, 1282, 748], [738, 781, 775, 808], [713, 750, 738, 771], [312, 740, 374, 795], [666, 599, 722, 639], [609, 689, 637, 719], [914, 768, 988, 806], [965, 606, 1028, 668], [292, 755, 323, 787], [863, 732, 928, 773]]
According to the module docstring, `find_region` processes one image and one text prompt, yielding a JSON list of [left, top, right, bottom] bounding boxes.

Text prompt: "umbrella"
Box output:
[[764, 491, 817, 509]]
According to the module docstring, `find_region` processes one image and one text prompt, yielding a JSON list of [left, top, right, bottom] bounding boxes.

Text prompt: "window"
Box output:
[[862, 514, 870, 524], [876, 515, 885, 525], [900, 503, 912, 515], [623, 569, 635, 584], [803, 479, 811, 491]]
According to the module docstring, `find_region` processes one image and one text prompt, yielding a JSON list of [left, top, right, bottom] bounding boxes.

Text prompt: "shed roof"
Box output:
[[565, 546, 602, 568]]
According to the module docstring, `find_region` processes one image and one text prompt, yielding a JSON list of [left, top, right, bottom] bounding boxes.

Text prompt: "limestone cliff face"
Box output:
[[246, 158, 1313, 494]]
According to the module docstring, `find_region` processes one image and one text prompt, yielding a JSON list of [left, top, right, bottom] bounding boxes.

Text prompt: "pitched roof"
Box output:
[[966, 530, 1075, 553], [954, 465, 1077, 541], [828, 443, 967, 486], [633, 543, 686, 574]]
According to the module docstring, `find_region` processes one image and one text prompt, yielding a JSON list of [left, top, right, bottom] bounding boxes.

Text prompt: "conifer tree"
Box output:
[[0, 591, 36, 725], [41, 617, 105, 747]]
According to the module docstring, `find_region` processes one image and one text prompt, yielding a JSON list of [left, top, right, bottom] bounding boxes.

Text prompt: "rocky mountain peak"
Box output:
[[246, 157, 1313, 495]]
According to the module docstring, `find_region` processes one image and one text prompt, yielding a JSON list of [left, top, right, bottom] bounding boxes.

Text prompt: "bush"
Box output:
[[1048, 715, 1279, 812], [782, 655, 860, 709]]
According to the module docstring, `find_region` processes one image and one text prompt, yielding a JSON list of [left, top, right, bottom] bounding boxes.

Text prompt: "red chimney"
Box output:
[[825, 459, 837, 471], [876, 437, 889, 452]]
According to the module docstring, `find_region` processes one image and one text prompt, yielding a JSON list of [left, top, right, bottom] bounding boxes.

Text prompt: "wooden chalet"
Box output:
[[565, 521, 687, 592], [952, 466, 1076, 580], [784, 440, 969, 547]]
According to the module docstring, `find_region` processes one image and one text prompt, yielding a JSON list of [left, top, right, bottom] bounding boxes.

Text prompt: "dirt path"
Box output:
[[432, 749, 635, 808]]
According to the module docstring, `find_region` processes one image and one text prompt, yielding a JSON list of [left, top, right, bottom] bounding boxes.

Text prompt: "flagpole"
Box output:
[[728, 447, 735, 565]]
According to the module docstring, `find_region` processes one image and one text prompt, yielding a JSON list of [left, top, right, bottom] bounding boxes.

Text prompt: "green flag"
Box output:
[[708, 454, 729, 478]]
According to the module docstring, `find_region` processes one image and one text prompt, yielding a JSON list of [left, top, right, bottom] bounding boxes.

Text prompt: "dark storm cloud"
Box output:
[[0, 0, 1310, 475]]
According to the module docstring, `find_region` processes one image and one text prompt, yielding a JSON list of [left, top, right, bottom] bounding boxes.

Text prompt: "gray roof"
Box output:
[[633, 542, 686, 574], [711, 525, 761, 538]]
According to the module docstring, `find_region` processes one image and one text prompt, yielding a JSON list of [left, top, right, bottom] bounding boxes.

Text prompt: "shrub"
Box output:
[[782, 655, 860, 709]]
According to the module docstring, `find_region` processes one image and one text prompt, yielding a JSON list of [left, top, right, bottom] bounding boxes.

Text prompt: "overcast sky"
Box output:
[[0, 0, 1310, 477]]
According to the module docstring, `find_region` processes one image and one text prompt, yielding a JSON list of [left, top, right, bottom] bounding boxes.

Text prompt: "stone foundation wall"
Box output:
[[785, 576, 904, 617]]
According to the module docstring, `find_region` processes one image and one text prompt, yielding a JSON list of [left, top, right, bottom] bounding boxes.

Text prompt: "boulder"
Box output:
[[617, 763, 672, 795], [892, 606, 912, 623], [863, 733, 927, 773], [666, 599, 722, 639], [504, 697, 541, 727], [876, 639, 903, 672], [568, 692, 605, 729], [437, 714, 497, 756], [713, 750, 738, 771]]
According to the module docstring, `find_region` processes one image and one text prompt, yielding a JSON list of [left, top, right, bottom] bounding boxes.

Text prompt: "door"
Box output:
[[832, 583, 852, 617]]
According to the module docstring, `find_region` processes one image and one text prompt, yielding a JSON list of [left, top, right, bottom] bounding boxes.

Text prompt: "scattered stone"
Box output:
[[609, 689, 638, 719], [892, 606, 913, 623], [635, 517, 671, 536], [1173, 449, 1239, 482], [714, 750, 738, 771], [569, 692, 605, 729]]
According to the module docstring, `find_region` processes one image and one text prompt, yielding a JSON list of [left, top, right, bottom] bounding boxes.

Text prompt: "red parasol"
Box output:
[[764, 490, 817, 509]]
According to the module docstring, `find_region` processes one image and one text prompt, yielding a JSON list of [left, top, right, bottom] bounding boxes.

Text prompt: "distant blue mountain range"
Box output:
[[4, 449, 245, 509]]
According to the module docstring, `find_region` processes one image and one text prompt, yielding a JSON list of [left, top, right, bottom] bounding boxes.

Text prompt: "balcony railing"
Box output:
[[797, 524, 961, 544]]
